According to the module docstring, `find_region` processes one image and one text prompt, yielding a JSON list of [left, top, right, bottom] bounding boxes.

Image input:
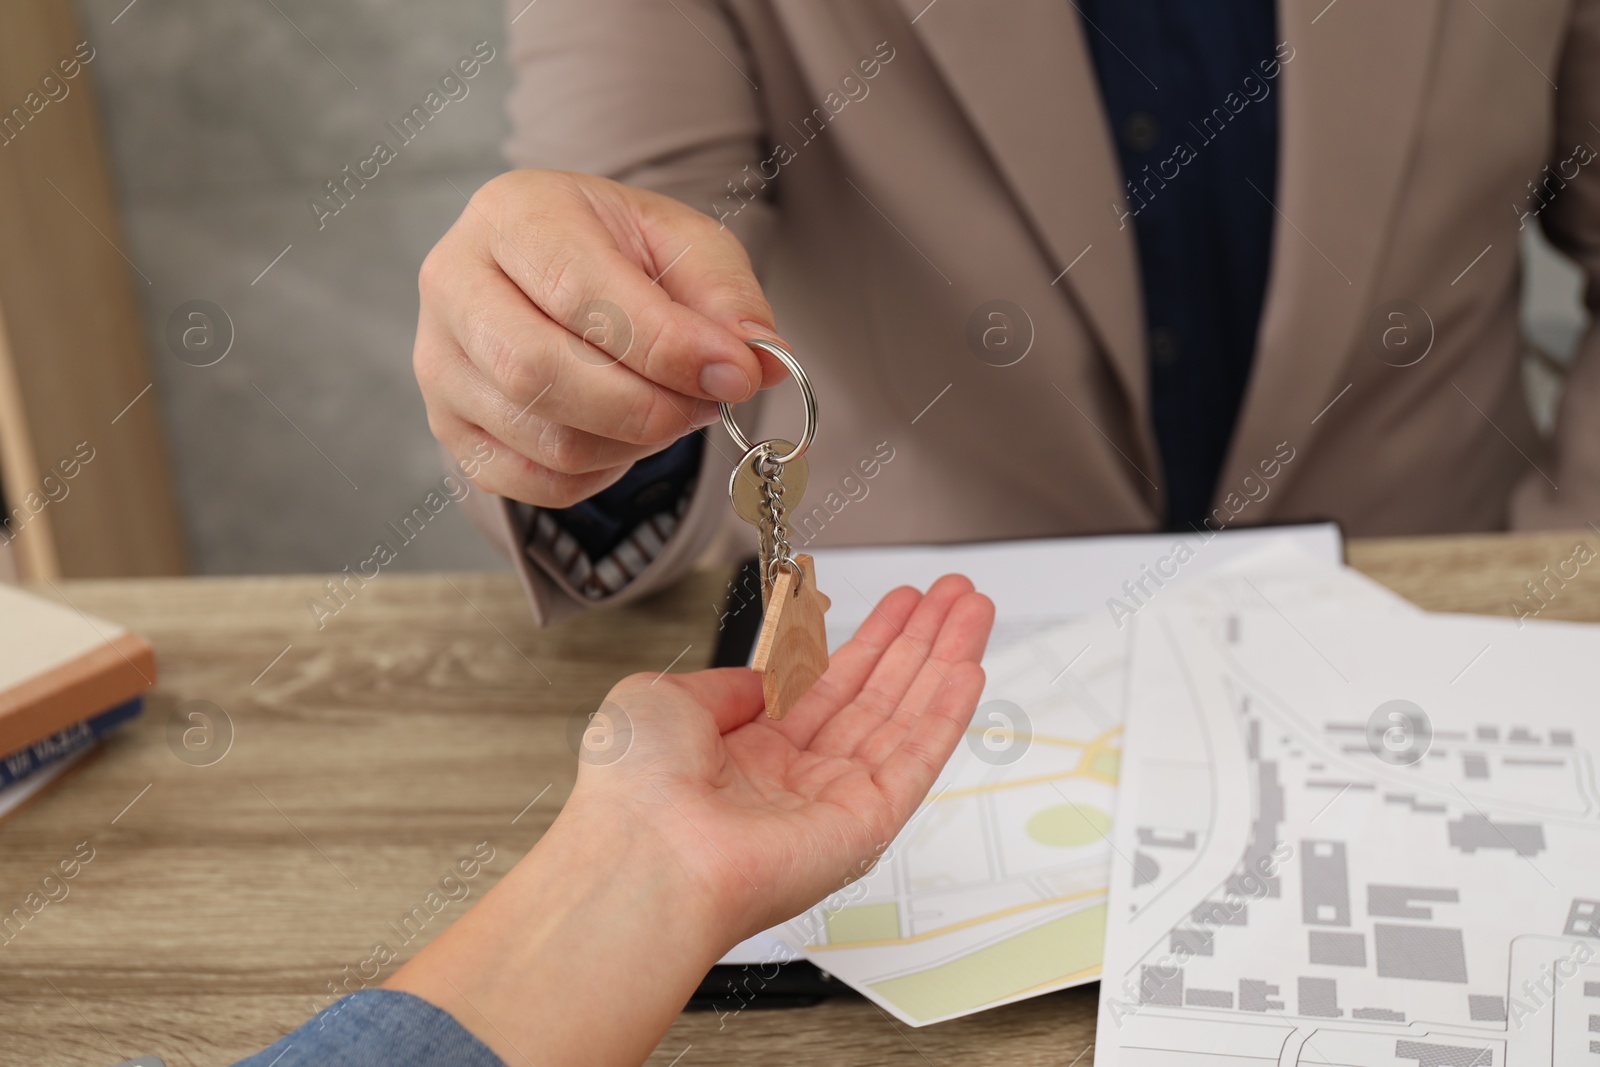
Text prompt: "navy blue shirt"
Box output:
[[1077, 0, 1280, 529], [545, 434, 703, 560]]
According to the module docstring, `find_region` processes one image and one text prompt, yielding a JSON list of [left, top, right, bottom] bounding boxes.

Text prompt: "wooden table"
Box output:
[[5, 531, 1600, 1066]]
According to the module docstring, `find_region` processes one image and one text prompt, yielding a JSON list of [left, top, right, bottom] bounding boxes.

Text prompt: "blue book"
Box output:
[[0, 698, 142, 789]]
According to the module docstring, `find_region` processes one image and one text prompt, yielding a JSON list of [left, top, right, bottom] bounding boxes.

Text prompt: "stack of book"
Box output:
[[0, 582, 156, 819]]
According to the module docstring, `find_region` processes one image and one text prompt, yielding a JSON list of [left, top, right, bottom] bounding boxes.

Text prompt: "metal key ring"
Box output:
[[718, 339, 817, 465]]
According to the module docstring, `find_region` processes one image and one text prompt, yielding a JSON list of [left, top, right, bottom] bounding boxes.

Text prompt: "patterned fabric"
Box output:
[[524, 434, 703, 599]]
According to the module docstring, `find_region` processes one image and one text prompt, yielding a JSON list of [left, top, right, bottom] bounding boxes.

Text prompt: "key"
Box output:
[[745, 452, 829, 718], [728, 438, 808, 606], [728, 439, 809, 525], [719, 340, 828, 717], [729, 440, 776, 604]]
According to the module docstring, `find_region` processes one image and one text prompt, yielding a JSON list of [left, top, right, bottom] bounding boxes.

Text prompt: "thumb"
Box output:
[[660, 667, 767, 735], [623, 184, 792, 391]]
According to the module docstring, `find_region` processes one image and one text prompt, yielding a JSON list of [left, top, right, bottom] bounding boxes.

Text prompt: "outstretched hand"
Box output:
[[571, 574, 995, 942], [388, 574, 994, 1067]]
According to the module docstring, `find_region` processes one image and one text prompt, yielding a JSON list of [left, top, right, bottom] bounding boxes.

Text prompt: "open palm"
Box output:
[[573, 575, 994, 941]]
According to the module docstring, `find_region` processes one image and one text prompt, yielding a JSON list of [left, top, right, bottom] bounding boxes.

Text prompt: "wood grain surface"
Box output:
[[4, 530, 1598, 1066]]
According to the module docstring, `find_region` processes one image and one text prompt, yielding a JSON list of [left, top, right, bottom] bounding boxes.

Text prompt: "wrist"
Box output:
[[387, 795, 740, 1067], [530, 795, 743, 962]]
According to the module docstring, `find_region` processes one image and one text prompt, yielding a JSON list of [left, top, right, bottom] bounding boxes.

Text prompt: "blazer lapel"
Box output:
[[900, 0, 1445, 519], [895, 0, 1153, 460], [1219, 0, 1446, 507]]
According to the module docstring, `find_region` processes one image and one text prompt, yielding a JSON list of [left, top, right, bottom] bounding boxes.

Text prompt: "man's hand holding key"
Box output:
[[413, 168, 790, 508]]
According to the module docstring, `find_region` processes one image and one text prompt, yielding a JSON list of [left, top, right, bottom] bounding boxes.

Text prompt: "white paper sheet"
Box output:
[[808, 524, 1342, 656], [1096, 563, 1600, 1066]]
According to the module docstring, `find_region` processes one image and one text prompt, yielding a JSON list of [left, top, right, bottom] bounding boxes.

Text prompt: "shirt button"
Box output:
[[1122, 111, 1161, 153], [1150, 328, 1181, 367]]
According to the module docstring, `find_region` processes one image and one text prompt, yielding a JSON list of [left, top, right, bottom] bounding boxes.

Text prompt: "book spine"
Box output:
[[0, 698, 142, 788]]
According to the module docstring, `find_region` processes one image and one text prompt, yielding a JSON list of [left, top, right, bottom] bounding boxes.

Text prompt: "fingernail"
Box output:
[[740, 320, 782, 344], [700, 361, 751, 403], [691, 399, 721, 427]]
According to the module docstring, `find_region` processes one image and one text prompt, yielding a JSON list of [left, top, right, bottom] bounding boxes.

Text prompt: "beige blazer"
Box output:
[[474, 0, 1600, 624]]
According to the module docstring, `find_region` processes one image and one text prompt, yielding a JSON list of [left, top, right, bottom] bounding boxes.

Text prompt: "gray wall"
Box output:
[[78, 0, 512, 574]]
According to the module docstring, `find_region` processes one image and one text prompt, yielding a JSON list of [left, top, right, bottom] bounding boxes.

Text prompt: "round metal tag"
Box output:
[[728, 439, 809, 525]]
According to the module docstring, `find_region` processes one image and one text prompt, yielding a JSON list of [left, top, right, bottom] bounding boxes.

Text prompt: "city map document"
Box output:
[[1096, 555, 1600, 1066], [718, 526, 1341, 1026], [774, 612, 1125, 1025]]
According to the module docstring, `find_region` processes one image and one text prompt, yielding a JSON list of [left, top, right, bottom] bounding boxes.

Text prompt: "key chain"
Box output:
[[723, 340, 830, 719]]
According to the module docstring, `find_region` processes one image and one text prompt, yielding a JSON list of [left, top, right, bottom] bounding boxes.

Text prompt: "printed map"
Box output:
[[1097, 563, 1600, 1066], [779, 615, 1125, 1025]]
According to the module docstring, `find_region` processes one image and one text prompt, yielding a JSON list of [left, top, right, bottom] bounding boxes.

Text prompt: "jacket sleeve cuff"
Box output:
[[505, 436, 730, 626]]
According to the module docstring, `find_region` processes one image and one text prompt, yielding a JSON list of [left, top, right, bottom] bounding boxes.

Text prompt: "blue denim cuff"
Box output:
[[232, 989, 506, 1067]]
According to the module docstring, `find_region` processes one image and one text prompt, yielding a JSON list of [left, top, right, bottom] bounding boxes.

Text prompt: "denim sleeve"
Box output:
[[232, 989, 506, 1067]]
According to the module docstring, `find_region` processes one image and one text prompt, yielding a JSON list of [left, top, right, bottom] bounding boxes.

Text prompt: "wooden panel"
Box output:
[[0, 533, 1593, 1064], [0, 0, 185, 578]]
